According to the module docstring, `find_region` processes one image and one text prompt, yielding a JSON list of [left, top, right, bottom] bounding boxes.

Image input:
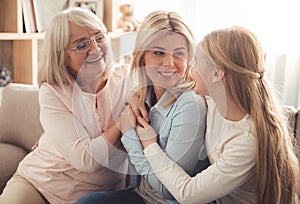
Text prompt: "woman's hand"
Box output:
[[136, 116, 157, 149], [102, 122, 122, 146], [117, 103, 137, 134], [129, 93, 149, 122], [31, 140, 39, 151]]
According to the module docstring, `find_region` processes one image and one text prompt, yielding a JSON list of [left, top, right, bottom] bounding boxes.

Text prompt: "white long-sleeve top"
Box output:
[[144, 97, 257, 204], [122, 90, 207, 204], [17, 66, 130, 204]]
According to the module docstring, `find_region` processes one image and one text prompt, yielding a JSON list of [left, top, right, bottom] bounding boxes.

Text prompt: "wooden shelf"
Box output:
[[0, 0, 45, 85], [0, 0, 118, 85], [0, 33, 45, 40]]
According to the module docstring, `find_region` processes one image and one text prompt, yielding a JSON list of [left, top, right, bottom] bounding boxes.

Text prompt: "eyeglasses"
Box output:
[[71, 34, 105, 53]]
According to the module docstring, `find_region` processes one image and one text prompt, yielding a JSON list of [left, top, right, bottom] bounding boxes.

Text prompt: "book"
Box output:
[[33, 0, 66, 33], [30, 0, 37, 32], [22, 0, 36, 33]]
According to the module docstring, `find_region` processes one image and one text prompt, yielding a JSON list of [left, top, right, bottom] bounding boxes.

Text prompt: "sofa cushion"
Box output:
[[0, 143, 28, 194], [282, 106, 297, 133], [0, 83, 44, 152], [295, 109, 300, 160]]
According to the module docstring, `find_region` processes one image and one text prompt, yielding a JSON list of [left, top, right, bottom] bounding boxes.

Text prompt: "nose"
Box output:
[[90, 38, 99, 50], [162, 53, 175, 68], [88, 39, 101, 54]]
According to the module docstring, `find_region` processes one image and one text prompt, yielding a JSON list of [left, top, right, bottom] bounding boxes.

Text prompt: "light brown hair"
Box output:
[[200, 26, 299, 203]]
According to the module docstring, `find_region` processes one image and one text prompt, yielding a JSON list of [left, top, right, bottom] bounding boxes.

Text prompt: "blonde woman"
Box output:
[[0, 8, 129, 204], [76, 11, 208, 204], [136, 26, 299, 203]]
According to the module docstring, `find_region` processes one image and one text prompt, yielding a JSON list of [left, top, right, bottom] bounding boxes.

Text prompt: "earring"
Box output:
[[214, 71, 218, 77]]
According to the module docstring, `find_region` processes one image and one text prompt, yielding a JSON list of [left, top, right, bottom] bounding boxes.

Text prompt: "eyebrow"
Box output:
[[151, 46, 186, 51], [71, 31, 102, 45]]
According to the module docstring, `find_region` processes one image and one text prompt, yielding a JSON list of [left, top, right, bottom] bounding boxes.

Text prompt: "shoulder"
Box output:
[[170, 90, 207, 124], [107, 63, 130, 90], [110, 63, 130, 79], [177, 90, 207, 110], [39, 83, 58, 97], [223, 124, 256, 154], [39, 83, 73, 107], [40, 83, 72, 96]]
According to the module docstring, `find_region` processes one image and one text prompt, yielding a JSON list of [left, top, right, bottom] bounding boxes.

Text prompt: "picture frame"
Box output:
[[68, 0, 103, 20]]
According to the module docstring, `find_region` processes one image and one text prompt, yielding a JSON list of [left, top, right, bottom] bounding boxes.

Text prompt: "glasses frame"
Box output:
[[71, 33, 106, 53]]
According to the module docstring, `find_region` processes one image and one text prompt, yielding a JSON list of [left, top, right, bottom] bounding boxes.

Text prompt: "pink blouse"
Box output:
[[17, 65, 131, 204]]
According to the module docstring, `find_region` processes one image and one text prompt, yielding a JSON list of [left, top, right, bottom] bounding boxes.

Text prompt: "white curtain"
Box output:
[[266, 53, 300, 107], [119, 0, 300, 107]]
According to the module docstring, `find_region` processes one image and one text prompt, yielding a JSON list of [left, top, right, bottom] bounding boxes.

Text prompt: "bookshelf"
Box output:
[[0, 0, 44, 85], [0, 0, 119, 85]]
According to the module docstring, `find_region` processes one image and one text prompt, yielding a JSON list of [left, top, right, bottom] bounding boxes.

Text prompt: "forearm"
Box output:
[[144, 143, 211, 203], [144, 140, 257, 204], [102, 123, 121, 146], [121, 129, 152, 175], [121, 130, 175, 199]]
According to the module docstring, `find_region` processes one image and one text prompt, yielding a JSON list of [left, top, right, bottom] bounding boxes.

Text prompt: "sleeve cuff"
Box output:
[[144, 143, 162, 156], [121, 129, 139, 142], [121, 129, 143, 151]]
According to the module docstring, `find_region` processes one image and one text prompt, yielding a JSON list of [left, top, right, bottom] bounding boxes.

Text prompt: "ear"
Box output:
[[212, 66, 225, 83]]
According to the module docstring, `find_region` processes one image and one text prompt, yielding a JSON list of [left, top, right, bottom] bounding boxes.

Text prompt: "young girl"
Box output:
[[136, 26, 299, 203]]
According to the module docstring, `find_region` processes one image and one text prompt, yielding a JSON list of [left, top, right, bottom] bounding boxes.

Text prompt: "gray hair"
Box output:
[[38, 7, 107, 87]]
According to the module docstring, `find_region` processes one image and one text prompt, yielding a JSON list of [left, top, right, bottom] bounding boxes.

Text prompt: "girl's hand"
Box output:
[[136, 116, 157, 149], [117, 103, 137, 134]]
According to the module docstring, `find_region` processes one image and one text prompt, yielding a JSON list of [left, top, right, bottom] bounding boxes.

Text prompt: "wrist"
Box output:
[[140, 138, 156, 149]]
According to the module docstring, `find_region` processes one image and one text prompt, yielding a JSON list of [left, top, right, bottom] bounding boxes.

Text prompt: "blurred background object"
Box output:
[[117, 4, 140, 32]]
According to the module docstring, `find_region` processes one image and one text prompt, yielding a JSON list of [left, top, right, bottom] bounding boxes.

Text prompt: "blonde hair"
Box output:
[[130, 10, 196, 106], [200, 26, 299, 203], [38, 7, 108, 87]]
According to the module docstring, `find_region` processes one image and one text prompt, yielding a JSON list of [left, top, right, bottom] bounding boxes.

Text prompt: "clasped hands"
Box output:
[[117, 100, 157, 149]]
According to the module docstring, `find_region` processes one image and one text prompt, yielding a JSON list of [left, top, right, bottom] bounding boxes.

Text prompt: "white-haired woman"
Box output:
[[0, 7, 130, 204]]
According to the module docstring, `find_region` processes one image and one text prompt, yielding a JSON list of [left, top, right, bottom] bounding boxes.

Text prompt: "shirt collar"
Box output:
[[145, 87, 174, 117]]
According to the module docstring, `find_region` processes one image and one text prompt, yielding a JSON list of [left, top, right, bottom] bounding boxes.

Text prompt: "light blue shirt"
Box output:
[[121, 89, 207, 202]]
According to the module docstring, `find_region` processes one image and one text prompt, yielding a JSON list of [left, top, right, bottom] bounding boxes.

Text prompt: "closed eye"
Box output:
[[174, 51, 185, 56], [95, 34, 105, 43], [75, 40, 90, 50]]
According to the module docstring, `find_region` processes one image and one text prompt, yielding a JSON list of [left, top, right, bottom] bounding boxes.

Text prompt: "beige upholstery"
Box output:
[[0, 83, 299, 196], [283, 106, 300, 159], [0, 83, 43, 193]]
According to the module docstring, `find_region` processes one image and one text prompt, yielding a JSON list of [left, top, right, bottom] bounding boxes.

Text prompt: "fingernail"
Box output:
[[125, 102, 129, 106]]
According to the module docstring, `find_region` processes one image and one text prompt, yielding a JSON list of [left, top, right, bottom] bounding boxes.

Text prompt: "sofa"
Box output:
[[0, 83, 43, 193], [0, 83, 300, 196]]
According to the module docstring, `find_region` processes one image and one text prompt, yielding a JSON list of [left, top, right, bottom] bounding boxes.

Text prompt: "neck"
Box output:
[[212, 90, 247, 121], [153, 86, 166, 102]]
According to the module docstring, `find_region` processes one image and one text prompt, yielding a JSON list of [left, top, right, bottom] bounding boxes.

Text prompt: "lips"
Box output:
[[158, 71, 176, 76], [85, 53, 104, 64]]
